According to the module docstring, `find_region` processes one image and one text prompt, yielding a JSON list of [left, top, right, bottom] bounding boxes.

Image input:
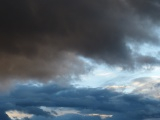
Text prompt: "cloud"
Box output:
[[134, 55, 160, 69], [128, 0, 160, 22], [24, 116, 54, 120], [130, 77, 160, 98], [6, 110, 33, 120], [0, 109, 11, 120], [0, 0, 160, 84], [1, 84, 160, 120], [0, 52, 90, 88], [25, 114, 101, 120], [53, 114, 101, 120], [136, 55, 160, 65]]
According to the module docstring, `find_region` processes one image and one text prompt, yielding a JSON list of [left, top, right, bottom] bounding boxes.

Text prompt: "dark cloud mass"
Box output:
[[128, 0, 160, 21], [0, 0, 160, 82], [1, 84, 160, 120]]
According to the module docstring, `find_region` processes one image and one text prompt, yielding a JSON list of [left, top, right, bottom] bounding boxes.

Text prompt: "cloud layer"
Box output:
[[1, 84, 160, 120]]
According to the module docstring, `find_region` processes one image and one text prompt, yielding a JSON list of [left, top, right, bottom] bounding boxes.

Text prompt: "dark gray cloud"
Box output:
[[136, 56, 160, 65], [128, 0, 160, 21], [0, 0, 160, 83], [135, 55, 160, 68], [0, 51, 90, 88], [1, 84, 160, 120], [0, 109, 11, 120]]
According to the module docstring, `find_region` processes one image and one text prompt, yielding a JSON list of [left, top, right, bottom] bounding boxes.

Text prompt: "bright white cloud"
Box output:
[[88, 113, 112, 119], [6, 110, 33, 120]]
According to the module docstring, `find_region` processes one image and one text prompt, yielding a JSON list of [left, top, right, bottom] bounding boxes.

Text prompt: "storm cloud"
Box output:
[[0, 0, 160, 83], [1, 84, 160, 120]]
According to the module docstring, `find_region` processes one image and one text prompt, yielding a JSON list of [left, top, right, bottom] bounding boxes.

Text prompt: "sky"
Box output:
[[0, 0, 160, 120]]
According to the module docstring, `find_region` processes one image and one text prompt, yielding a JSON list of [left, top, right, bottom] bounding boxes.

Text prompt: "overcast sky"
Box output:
[[0, 0, 160, 120]]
